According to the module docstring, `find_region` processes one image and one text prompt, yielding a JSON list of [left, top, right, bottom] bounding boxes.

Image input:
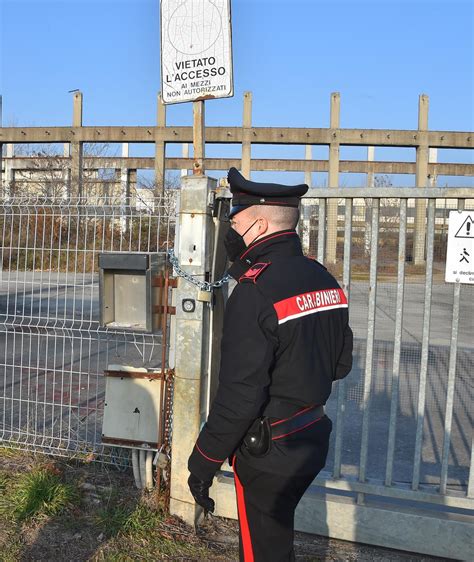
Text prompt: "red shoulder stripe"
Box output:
[[239, 262, 271, 284]]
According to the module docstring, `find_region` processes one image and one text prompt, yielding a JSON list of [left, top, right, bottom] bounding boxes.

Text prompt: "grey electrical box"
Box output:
[[101, 365, 163, 449], [98, 252, 165, 333]]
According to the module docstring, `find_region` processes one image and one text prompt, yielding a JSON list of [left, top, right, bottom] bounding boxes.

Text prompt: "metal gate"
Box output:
[[0, 192, 177, 466], [300, 188, 473, 558], [210, 187, 473, 560]]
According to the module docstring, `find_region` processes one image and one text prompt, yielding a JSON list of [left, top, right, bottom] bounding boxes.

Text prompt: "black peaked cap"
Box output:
[[227, 167, 309, 218]]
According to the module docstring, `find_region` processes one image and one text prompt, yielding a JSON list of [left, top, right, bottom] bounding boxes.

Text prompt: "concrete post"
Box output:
[[129, 169, 137, 198], [326, 92, 340, 264], [120, 143, 130, 233], [364, 146, 375, 255], [414, 94, 429, 265], [71, 92, 83, 198], [429, 148, 438, 187], [241, 91, 252, 178], [169, 174, 216, 526], [155, 93, 166, 196], [63, 143, 71, 198], [181, 143, 189, 177], [4, 144, 14, 198], [301, 145, 312, 254], [428, 148, 440, 241]]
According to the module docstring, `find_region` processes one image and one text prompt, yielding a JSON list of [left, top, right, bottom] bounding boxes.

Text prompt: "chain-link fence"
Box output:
[[0, 192, 177, 466]]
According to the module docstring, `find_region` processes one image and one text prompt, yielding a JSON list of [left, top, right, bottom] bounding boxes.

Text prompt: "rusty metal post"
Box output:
[[326, 92, 340, 264], [414, 94, 429, 265], [241, 91, 252, 177], [192, 101, 205, 175]]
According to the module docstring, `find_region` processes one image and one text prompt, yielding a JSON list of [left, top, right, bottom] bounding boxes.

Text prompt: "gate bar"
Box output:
[[333, 198, 352, 479], [440, 281, 461, 494], [468, 436, 474, 498], [412, 198, 436, 490], [359, 197, 380, 485], [305, 187, 473, 199], [317, 198, 326, 263], [385, 198, 407, 486]]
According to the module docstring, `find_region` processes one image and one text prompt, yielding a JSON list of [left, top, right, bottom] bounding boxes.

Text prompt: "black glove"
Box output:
[[188, 473, 215, 513]]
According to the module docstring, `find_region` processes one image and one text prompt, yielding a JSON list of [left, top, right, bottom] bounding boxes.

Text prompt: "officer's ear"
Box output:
[[257, 216, 269, 235]]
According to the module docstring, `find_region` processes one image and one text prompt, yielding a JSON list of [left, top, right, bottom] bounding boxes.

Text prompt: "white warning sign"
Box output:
[[445, 211, 474, 284], [160, 0, 233, 105]]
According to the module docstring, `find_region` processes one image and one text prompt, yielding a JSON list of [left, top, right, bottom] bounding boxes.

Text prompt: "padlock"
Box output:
[[197, 290, 213, 303], [157, 452, 168, 469]]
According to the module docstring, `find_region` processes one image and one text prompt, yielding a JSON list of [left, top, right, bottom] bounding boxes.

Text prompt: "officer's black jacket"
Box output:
[[188, 229, 353, 481]]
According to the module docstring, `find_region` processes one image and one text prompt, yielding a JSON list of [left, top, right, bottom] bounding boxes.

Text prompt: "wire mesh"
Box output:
[[0, 192, 177, 464]]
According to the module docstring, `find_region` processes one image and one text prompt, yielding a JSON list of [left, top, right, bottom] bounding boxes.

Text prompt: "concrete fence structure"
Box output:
[[1, 90, 473, 264]]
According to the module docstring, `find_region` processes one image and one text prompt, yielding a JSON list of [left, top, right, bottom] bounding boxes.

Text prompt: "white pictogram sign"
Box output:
[[445, 211, 474, 284], [160, 0, 233, 105]]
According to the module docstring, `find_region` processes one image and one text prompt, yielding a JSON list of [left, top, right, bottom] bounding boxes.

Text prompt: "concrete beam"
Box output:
[[1, 126, 472, 148], [4, 157, 474, 177]]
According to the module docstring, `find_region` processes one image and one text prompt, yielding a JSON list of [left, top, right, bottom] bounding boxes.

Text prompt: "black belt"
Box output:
[[242, 405, 325, 457], [271, 404, 325, 440]]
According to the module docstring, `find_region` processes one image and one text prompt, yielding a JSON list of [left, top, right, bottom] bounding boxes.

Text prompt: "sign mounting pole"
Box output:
[[193, 100, 205, 175]]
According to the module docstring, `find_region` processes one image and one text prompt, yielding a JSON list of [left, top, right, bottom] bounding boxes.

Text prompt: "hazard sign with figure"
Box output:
[[445, 211, 474, 284]]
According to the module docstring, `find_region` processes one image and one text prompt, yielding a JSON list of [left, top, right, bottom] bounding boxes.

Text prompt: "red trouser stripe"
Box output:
[[233, 457, 254, 562]]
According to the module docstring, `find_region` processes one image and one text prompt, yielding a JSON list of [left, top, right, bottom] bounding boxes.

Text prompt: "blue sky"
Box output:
[[1, 0, 473, 186]]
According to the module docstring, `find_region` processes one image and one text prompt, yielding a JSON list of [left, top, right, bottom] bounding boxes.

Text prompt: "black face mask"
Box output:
[[224, 220, 258, 262]]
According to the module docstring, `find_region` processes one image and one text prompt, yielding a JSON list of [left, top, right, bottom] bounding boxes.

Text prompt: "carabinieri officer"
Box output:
[[188, 168, 353, 561]]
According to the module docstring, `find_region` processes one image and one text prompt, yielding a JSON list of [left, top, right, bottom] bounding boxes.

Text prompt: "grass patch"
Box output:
[[1, 466, 78, 522], [0, 448, 236, 561], [95, 503, 160, 537], [93, 503, 216, 560]]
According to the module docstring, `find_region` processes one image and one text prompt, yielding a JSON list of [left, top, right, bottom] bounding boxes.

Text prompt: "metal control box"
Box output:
[[101, 366, 163, 449], [98, 252, 165, 333]]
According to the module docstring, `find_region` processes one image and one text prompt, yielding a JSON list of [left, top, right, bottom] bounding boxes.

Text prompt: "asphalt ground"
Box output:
[[0, 273, 472, 491]]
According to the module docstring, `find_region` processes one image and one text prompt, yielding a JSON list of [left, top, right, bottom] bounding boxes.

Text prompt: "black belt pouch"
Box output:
[[242, 417, 272, 457]]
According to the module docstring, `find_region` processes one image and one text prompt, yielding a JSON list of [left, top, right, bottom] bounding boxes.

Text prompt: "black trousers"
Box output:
[[233, 456, 322, 562]]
